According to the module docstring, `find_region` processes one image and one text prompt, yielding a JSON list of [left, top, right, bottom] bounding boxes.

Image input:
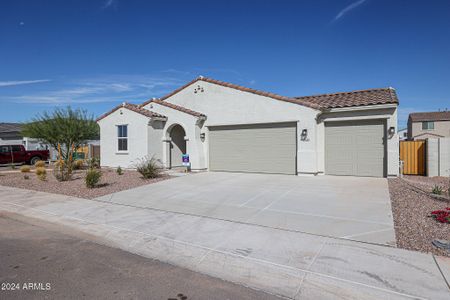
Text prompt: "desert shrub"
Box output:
[[35, 167, 47, 181], [85, 168, 102, 188], [23, 175, 30, 180], [73, 159, 85, 170], [34, 160, 45, 168], [10, 164, 16, 170], [20, 165, 31, 173], [116, 166, 123, 175], [87, 157, 100, 169], [53, 162, 72, 182], [432, 185, 443, 195], [135, 156, 161, 179], [430, 208, 450, 224]]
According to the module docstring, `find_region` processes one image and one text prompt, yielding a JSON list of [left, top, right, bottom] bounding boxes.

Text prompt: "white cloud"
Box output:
[[2, 75, 185, 105], [333, 0, 367, 22], [0, 79, 51, 87], [103, 0, 117, 9]]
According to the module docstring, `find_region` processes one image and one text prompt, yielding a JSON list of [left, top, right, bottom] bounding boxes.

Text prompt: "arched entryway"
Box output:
[[168, 124, 187, 168]]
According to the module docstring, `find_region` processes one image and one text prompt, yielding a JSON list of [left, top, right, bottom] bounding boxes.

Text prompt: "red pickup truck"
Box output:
[[0, 145, 50, 165]]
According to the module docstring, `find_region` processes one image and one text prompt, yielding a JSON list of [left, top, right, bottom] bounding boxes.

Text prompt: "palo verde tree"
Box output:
[[22, 107, 99, 180]]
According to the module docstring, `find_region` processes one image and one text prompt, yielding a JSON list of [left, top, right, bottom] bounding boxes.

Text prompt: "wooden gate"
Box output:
[[399, 141, 426, 175]]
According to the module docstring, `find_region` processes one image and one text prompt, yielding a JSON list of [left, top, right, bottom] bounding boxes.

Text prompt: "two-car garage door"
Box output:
[[325, 120, 386, 177], [209, 122, 297, 175], [208, 120, 386, 177]]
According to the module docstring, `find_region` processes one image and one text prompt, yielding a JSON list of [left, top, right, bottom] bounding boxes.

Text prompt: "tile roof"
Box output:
[[139, 77, 322, 110], [96, 103, 167, 122], [149, 99, 206, 118], [409, 111, 450, 122], [294, 88, 399, 109], [0, 122, 22, 133]]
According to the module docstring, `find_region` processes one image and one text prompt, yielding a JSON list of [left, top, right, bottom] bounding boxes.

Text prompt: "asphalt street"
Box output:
[[0, 212, 281, 300]]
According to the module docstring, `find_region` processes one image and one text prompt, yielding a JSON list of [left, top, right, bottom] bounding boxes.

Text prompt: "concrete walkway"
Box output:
[[0, 186, 448, 299], [97, 172, 395, 245]]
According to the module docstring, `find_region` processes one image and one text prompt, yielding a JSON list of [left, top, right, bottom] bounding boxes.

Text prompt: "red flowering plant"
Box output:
[[430, 208, 450, 224]]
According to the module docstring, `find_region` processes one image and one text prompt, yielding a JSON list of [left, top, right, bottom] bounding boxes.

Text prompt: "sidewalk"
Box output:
[[0, 186, 449, 299]]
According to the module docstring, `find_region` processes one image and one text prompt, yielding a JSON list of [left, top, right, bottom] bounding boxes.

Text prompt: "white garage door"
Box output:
[[325, 120, 386, 177], [209, 122, 297, 175]]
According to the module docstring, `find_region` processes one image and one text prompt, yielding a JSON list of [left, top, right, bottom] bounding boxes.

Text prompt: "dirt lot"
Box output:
[[0, 167, 170, 199], [0, 212, 280, 300], [389, 176, 450, 257]]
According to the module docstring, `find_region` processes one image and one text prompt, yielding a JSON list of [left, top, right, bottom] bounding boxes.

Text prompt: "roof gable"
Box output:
[[96, 103, 166, 122], [140, 77, 322, 110], [149, 100, 206, 118]]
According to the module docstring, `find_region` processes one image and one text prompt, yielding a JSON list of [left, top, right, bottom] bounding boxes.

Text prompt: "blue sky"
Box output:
[[1, 0, 450, 128]]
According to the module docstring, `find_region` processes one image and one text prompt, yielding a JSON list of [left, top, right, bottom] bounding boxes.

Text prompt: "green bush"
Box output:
[[135, 156, 161, 179], [85, 168, 102, 188], [116, 166, 123, 175], [35, 160, 45, 168], [20, 165, 31, 173], [432, 185, 443, 195], [36, 167, 47, 181], [23, 174, 30, 180]]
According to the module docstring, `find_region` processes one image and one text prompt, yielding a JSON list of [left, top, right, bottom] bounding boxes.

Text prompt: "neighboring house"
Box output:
[[398, 128, 408, 141], [97, 76, 400, 177], [0, 123, 23, 145], [407, 111, 450, 140]]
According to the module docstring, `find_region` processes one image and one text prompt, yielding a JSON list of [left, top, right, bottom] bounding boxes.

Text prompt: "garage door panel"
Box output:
[[325, 120, 385, 177], [209, 123, 296, 175]]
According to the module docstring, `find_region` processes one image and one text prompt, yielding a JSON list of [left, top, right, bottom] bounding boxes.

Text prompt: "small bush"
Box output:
[[73, 159, 85, 170], [116, 166, 123, 175], [430, 208, 450, 224], [20, 165, 31, 173], [85, 168, 102, 188], [10, 164, 16, 170], [34, 160, 45, 168], [432, 185, 443, 195], [23, 175, 30, 180], [53, 160, 72, 181], [87, 157, 100, 169], [135, 156, 161, 179], [36, 167, 47, 181]]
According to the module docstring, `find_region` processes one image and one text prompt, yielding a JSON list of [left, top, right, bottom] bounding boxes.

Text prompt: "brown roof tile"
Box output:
[[96, 103, 166, 122], [150, 99, 206, 118], [294, 88, 399, 109], [409, 111, 450, 122]]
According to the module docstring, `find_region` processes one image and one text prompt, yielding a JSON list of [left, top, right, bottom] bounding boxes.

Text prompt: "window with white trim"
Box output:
[[422, 121, 434, 130], [117, 125, 128, 151]]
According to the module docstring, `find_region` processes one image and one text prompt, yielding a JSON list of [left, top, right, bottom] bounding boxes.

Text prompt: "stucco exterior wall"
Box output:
[[143, 81, 321, 174], [98, 108, 150, 168], [410, 120, 450, 140]]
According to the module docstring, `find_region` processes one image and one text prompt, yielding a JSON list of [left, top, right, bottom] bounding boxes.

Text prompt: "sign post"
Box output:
[[182, 154, 190, 172]]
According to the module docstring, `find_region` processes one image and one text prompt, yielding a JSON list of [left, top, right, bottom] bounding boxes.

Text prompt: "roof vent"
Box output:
[[122, 102, 126, 107], [198, 75, 204, 79]]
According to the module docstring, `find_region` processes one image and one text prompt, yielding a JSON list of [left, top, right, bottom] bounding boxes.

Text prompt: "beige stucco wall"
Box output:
[[410, 120, 450, 140]]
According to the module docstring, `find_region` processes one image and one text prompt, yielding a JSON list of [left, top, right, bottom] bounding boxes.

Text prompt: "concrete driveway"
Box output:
[[97, 172, 395, 245]]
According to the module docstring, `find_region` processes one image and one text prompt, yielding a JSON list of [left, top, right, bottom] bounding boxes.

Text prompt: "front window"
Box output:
[[422, 121, 434, 130], [117, 125, 128, 151], [0, 145, 10, 153]]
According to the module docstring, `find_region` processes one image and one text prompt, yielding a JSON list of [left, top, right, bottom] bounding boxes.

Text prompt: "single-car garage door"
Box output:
[[325, 120, 386, 177], [209, 122, 297, 175]]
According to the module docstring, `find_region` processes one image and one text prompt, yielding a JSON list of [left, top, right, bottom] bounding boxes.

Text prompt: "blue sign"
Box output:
[[182, 154, 190, 166]]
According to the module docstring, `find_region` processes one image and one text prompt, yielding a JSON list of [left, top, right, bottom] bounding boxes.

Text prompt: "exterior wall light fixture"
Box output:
[[301, 129, 308, 141]]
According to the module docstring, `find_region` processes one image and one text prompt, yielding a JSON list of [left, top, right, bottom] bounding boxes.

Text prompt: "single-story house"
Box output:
[[398, 128, 408, 141], [407, 111, 450, 140], [97, 77, 399, 177]]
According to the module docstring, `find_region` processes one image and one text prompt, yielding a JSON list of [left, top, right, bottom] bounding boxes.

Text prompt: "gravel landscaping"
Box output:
[[0, 168, 171, 199], [389, 176, 450, 257]]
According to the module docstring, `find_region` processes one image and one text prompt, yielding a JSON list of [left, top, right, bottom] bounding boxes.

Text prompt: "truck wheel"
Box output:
[[30, 156, 41, 165]]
